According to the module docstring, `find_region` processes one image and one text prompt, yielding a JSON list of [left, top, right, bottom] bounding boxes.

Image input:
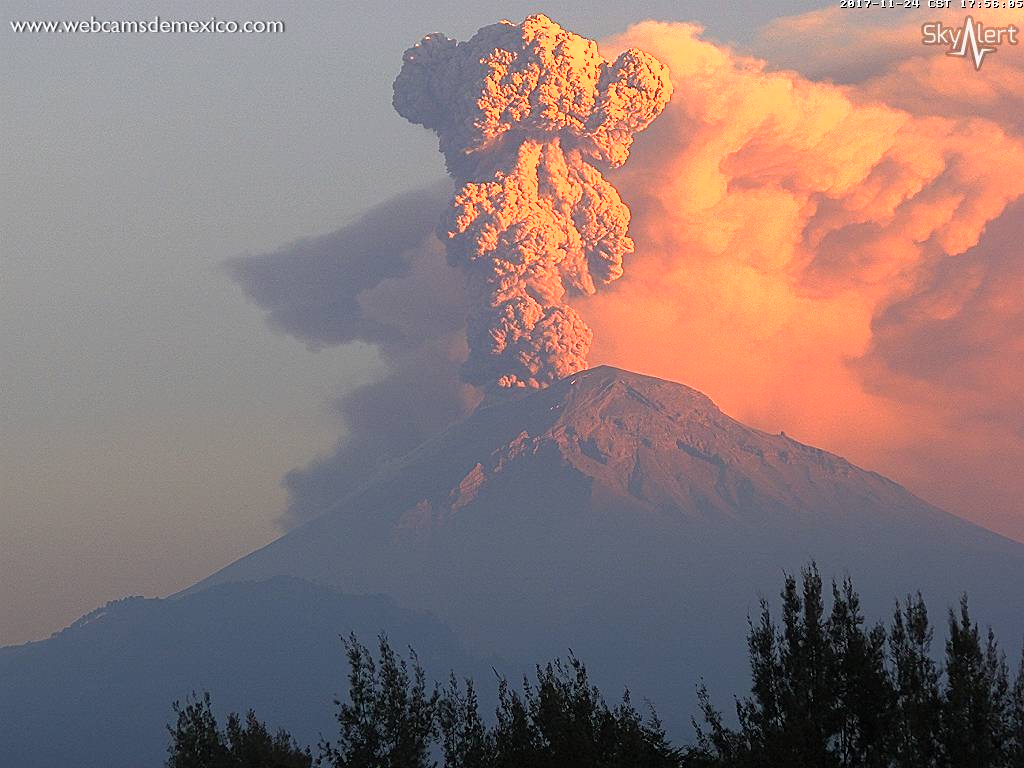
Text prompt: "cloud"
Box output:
[[753, 7, 1024, 133], [228, 187, 479, 528], [579, 19, 1024, 539], [393, 14, 671, 389], [227, 187, 450, 350], [232, 14, 1024, 541]]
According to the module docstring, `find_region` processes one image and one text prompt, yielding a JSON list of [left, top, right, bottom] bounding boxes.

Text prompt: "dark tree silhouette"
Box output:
[[438, 675, 494, 768], [318, 634, 439, 768], [826, 577, 893, 767], [1011, 644, 1024, 764], [889, 594, 942, 768], [322, 639, 677, 768], [166, 567, 1024, 768], [166, 691, 311, 768], [942, 597, 1013, 767], [685, 568, 1024, 768], [167, 692, 229, 768], [487, 654, 678, 768]]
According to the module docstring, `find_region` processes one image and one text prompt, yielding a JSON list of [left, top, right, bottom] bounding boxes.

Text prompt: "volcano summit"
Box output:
[[188, 366, 1024, 724], [4, 367, 1024, 766]]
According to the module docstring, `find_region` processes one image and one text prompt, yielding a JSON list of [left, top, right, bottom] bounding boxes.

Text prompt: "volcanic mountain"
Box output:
[[189, 366, 1024, 713], [4, 367, 1024, 766]]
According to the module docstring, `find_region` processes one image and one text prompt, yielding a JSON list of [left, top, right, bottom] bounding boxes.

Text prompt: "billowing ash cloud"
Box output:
[[392, 14, 672, 389], [234, 12, 1024, 541], [228, 188, 448, 350], [228, 188, 479, 528], [583, 17, 1024, 541]]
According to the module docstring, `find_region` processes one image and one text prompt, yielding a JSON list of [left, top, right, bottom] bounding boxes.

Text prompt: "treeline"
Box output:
[[167, 565, 1024, 768], [689, 566, 1024, 767]]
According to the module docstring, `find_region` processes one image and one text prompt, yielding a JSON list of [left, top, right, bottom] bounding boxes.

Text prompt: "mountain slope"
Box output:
[[5, 366, 1022, 764], [187, 366, 1024, 730], [0, 577, 483, 768]]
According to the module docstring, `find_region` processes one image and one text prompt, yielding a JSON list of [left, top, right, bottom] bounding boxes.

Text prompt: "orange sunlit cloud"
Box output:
[[578, 17, 1024, 541], [237, 12, 1023, 542]]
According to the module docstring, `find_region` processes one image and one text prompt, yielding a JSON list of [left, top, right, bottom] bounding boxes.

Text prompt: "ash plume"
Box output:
[[228, 188, 478, 528], [393, 14, 672, 389], [233, 12, 1024, 540]]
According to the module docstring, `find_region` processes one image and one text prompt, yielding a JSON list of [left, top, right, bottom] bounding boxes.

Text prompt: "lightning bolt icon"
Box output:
[[947, 16, 996, 71]]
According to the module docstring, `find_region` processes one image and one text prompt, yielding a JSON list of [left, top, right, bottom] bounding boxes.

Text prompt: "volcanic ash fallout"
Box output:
[[393, 14, 672, 390]]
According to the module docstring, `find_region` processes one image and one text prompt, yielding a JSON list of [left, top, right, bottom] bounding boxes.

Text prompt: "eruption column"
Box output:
[[394, 14, 671, 389]]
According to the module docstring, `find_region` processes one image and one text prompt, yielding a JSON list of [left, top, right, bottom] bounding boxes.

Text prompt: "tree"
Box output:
[[167, 692, 230, 768], [777, 564, 837, 765], [1010, 644, 1024, 765], [165, 566, 1024, 768], [489, 654, 678, 768], [688, 568, 1024, 768], [701, 565, 845, 767], [942, 597, 1012, 767], [318, 634, 439, 768], [166, 691, 311, 768], [889, 594, 942, 768], [438, 674, 494, 768], [826, 577, 893, 768], [736, 597, 784, 765], [492, 674, 538, 768], [526, 656, 610, 765], [224, 710, 313, 768], [607, 691, 679, 768]]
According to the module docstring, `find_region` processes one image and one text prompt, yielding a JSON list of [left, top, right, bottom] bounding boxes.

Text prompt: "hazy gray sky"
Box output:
[[2, 0, 836, 645]]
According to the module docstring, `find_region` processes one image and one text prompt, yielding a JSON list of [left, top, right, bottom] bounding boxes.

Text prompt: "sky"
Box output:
[[2, 0, 1021, 646]]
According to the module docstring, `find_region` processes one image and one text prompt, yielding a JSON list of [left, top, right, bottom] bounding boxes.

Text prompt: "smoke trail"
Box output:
[[228, 188, 478, 528], [393, 14, 671, 389]]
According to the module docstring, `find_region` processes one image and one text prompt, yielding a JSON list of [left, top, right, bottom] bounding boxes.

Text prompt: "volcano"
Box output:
[[187, 366, 1024, 720], [4, 367, 1024, 766]]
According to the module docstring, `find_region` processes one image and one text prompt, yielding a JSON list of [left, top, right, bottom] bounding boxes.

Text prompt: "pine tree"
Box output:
[[776, 564, 837, 766], [827, 577, 893, 768], [526, 656, 609, 765], [224, 710, 312, 767], [493, 675, 539, 768], [1010, 644, 1024, 765], [488, 654, 679, 768], [942, 596, 1011, 767], [687, 684, 742, 768], [318, 634, 439, 768], [693, 566, 854, 768], [889, 594, 942, 768], [738, 598, 783, 764], [166, 691, 311, 768], [438, 674, 495, 768], [609, 691, 679, 768], [167, 692, 231, 768]]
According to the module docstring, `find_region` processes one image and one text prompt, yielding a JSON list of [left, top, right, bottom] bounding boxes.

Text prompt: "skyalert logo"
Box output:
[[921, 16, 1019, 70]]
